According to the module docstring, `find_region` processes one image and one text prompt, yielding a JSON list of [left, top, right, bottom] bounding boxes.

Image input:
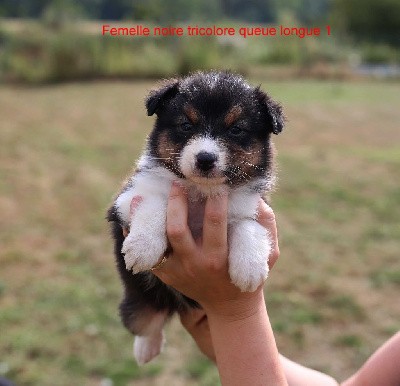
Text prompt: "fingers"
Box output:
[[202, 192, 228, 256], [166, 182, 196, 256], [179, 308, 216, 362], [130, 195, 143, 215], [180, 308, 208, 331], [154, 182, 197, 285], [257, 199, 280, 269]]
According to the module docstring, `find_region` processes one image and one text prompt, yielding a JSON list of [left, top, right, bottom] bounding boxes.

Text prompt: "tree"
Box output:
[[333, 0, 400, 47]]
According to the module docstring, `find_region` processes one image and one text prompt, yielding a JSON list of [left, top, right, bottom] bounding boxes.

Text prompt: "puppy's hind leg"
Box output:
[[121, 302, 168, 365], [133, 311, 168, 365]]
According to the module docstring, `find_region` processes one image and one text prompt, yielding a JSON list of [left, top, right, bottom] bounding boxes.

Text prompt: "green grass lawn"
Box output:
[[0, 79, 399, 385]]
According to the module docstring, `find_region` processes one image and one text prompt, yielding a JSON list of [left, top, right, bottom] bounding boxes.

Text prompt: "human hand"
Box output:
[[124, 182, 280, 371], [178, 196, 280, 362], [151, 181, 279, 319]]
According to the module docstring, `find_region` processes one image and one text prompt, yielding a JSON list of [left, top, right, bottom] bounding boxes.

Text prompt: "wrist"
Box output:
[[204, 290, 287, 386], [203, 289, 266, 324]]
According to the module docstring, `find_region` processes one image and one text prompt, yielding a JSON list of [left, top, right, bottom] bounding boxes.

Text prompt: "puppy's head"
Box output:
[[146, 71, 285, 188]]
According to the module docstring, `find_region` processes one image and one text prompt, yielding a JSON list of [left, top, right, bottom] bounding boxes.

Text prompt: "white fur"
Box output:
[[121, 167, 175, 273], [179, 136, 227, 179], [228, 187, 270, 291], [115, 186, 136, 225], [133, 311, 167, 365], [229, 220, 270, 292], [115, 161, 271, 291]]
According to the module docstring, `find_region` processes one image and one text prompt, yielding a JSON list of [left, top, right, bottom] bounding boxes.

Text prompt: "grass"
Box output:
[[0, 79, 399, 384], [185, 355, 220, 386]]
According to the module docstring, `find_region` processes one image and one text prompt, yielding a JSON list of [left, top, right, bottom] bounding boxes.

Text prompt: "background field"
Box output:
[[0, 78, 399, 385]]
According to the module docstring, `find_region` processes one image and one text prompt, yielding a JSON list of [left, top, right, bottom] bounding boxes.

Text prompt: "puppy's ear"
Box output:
[[254, 87, 285, 135], [146, 79, 179, 116]]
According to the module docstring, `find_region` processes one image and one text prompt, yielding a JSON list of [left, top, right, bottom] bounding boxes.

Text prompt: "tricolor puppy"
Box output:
[[107, 71, 285, 364]]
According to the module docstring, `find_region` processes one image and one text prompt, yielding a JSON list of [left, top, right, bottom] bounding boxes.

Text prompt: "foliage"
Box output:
[[360, 43, 400, 64], [272, 0, 331, 25], [132, 0, 223, 22], [0, 23, 250, 83], [0, 0, 331, 24], [332, 0, 400, 47], [1, 20, 357, 84]]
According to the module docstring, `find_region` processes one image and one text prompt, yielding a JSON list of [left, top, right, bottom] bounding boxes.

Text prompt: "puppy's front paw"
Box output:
[[229, 220, 271, 292], [122, 229, 167, 273]]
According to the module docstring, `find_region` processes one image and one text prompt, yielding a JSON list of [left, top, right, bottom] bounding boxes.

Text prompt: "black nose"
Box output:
[[196, 151, 218, 172]]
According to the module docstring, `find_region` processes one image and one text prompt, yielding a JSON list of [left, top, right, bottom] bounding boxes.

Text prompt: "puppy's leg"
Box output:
[[228, 189, 271, 291], [121, 301, 168, 365], [228, 220, 271, 292], [115, 172, 172, 273], [122, 197, 169, 273], [133, 312, 167, 365]]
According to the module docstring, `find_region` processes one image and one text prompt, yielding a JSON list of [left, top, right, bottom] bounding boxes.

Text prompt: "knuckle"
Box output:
[[168, 189, 181, 200], [206, 211, 225, 225], [269, 246, 280, 264], [259, 206, 275, 223], [167, 224, 187, 240], [169, 182, 186, 200], [204, 255, 225, 273], [179, 313, 193, 331], [152, 270, 171, 285]]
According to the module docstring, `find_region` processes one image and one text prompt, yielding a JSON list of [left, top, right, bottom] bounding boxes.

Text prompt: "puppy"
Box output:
[[107, 71, 285, 364]]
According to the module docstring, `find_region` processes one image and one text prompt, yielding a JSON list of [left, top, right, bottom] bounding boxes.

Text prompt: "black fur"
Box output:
[[146, 79, 179, 116], [107, 207, 198, 335], [108, 71, 284, 340], [147, 71, 285, 185]]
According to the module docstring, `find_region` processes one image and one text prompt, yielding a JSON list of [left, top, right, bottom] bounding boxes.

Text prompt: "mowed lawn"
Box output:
[[0, 79, 399, 385]]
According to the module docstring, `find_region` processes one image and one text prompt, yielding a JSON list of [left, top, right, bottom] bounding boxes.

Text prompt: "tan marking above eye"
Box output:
[[157, 131, 178, 159], [224, 105, 242, 127], [183, 104, 200, 124]]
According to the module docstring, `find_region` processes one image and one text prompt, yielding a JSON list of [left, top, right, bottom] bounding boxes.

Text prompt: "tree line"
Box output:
[[0, 0, 399, 46]]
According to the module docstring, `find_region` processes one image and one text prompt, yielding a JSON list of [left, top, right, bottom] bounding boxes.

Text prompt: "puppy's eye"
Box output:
[[179, 122, 193, 133], [229, 126, 246, 137]]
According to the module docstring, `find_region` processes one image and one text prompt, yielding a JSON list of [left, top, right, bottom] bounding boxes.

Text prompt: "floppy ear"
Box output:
[[146, 79, 179, 116], [254, 87, 285, 135]]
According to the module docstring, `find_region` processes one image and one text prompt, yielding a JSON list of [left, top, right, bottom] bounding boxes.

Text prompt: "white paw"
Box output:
[[133, 333, 164, 365], [229, 220, 271, 292], [122, 230, 168, 273]]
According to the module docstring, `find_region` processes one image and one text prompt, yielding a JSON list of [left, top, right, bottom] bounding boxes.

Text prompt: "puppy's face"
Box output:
[[146, 72, 284, 187]]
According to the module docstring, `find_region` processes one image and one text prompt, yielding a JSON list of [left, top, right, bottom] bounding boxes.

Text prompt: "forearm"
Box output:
[[280, 355, 338, 386], [341, 332, 400, 386], [205, 292, 288, 386]]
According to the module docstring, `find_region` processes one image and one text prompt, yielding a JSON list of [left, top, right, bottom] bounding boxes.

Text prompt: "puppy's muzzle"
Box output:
[[196, 151, 218, 173]]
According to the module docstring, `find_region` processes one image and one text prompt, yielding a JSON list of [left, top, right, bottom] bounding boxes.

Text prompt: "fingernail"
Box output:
[[172, 180, 187, 194], [130, 196, 143, 214]]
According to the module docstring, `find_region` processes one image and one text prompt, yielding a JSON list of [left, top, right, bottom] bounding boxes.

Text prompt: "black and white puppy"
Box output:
[[107, 71, 285, 365]]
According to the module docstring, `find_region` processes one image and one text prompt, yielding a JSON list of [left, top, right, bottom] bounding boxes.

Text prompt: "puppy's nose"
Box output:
[[196, 151, 217, 172]]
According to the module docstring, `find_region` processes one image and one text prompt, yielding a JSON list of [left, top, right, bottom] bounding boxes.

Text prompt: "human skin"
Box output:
[[179, 308, 339, 386], [124, 183, 399, 386], [125, 182, 338, 385], [168, 183, 400, 386], [152, 181, 287, 386], [340, 331, 400, 386]]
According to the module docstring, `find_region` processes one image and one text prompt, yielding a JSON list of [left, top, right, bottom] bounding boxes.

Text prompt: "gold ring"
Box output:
[[150, 255, 169, 271]]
